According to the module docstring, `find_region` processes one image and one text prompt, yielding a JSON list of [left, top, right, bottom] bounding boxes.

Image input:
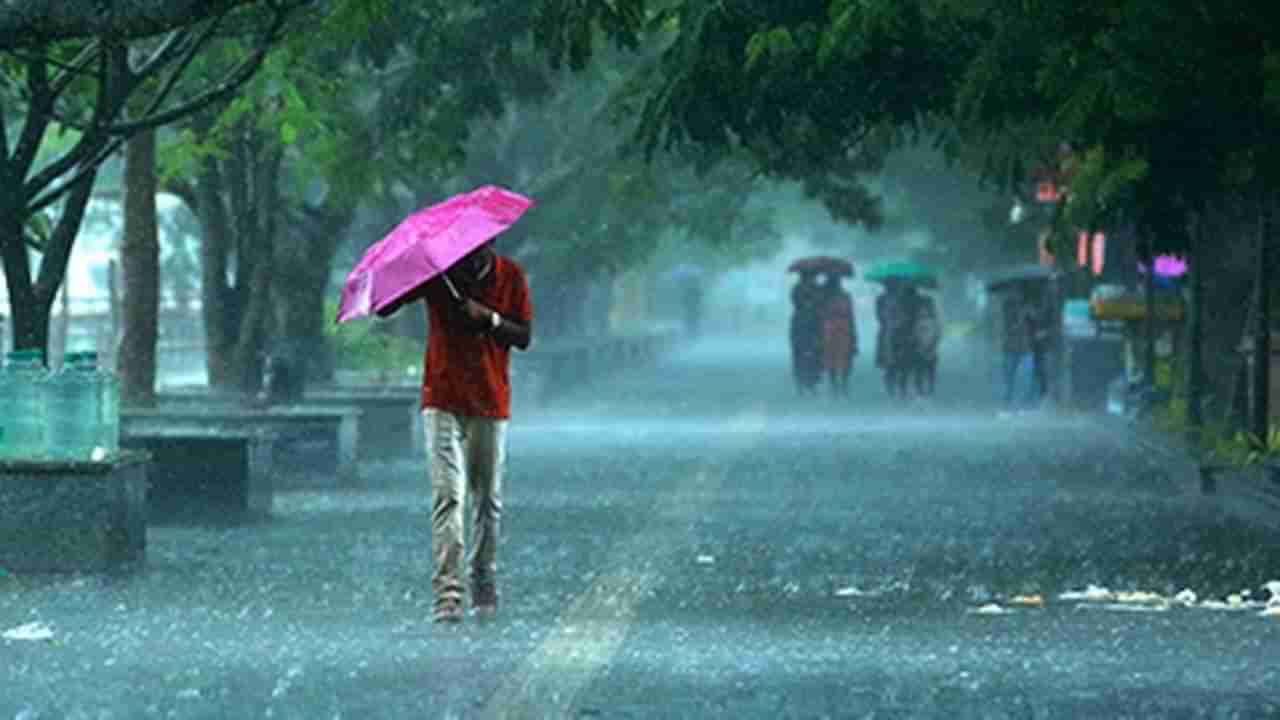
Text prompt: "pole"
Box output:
[[1187, 212, 1204, 437], [1252, 200, 1272, 446], [1143, 234, 1157, 389]]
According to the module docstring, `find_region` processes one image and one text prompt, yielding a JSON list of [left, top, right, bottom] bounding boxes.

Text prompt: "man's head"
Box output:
[[454, 242, 496, 282]]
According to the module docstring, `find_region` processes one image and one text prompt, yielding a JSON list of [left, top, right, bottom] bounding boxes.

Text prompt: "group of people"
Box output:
[[874, 280, 942, 399], [788, 272, 942, 399], [789, 271, 859, 395]]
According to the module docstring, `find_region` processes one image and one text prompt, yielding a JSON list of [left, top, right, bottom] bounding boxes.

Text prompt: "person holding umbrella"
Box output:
[[339, 186, 534, 624], [820, 272, 858, 397], [789, 270, 825, 394], [788, 257, 853, 395]]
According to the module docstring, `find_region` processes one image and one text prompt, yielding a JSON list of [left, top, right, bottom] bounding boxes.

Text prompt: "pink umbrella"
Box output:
[[1137, 254, 1189, 278], [336, 185, 533, 323]]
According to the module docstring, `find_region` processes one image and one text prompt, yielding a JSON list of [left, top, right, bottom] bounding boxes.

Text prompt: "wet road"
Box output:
[[4, 335, 1280, 719]]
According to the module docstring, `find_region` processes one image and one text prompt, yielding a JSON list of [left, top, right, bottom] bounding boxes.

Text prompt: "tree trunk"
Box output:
[[48, 284, 70, 369], [271, 207, 352, 387], [119, 128, 160, 408], [1252, 200, 1272, 445], [0, 171, 95, 360], [195, 152, 237, 389]]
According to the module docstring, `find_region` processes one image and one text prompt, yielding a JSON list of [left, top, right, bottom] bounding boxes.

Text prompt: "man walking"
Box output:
[[377, 240, 533, 623]]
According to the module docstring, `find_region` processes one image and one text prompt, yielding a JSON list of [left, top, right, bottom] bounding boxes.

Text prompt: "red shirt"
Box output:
[[419, 255, 532, 419]]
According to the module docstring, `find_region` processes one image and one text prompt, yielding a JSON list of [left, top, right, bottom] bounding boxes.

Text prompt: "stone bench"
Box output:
[[305, 387, 420, 459], [122, 406, 361, 489], [158, 387, 419, 460], [121, 427, 275, 522], [0, 453, 149, 573]]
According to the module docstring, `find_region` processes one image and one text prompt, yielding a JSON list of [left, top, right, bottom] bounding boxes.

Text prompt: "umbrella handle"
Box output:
[[441, 273, 464, 303]]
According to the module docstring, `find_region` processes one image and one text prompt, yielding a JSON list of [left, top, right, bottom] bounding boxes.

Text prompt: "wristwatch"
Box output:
[[490, 311, 501, 331]]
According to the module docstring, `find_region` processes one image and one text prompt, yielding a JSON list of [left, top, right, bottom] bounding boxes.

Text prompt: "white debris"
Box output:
[[1093, 603, 1169, 613], [1264, 580, 1280, 605], [695, 555, 715, 565], [1113, 590, 1165, 605], [3, 622, 54, 641], [1058, 584, 1113, 602], [835, 586, 869, 598], [1173, 589, 1198, 605], [1259, 606, 1280, 618], [1198, 599, 1255, 612], [970, 603, 1010, 615], [176, 688, 201, 700]]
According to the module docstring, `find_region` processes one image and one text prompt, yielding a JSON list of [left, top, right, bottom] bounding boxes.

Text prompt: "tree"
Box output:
[[449, 41, 785, 338], [0, 2, 294, 355], [156, 0, 643, 393], [118, 129, 158, 406], [0, 1, 287, 49]]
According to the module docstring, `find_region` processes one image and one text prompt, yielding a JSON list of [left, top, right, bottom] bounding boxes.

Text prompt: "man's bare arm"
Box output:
[[494, 316, 532, 351], [461, 299, 532, 350]]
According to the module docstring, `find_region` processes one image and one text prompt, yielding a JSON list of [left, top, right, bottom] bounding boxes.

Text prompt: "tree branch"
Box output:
[[48, 40, 102, 97], [106, 7, 288, 136], [33, 166, 96, 304], [26, 4, 291, 212], [0, 0, 280, 50], [24, 48, 116, 199], [13, 53, 54, 181]]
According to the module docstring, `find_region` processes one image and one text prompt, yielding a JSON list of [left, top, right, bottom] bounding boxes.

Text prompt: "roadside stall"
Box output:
[[1087, 266, 1185, 415]]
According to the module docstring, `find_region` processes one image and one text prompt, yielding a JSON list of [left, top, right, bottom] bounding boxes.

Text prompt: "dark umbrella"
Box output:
[[985, 264, 1056, 293], [787, 256, 854, 276]]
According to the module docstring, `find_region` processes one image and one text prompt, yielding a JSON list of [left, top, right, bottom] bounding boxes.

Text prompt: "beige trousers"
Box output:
[[423, 408, 507, 605]]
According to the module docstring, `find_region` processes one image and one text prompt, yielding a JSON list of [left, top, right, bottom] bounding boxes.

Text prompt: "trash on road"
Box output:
[[3, 621, 54, 641], [1056, 584, 1277, 613], [1058, 584, 1115, 602], [970, 603, 1011, 615]]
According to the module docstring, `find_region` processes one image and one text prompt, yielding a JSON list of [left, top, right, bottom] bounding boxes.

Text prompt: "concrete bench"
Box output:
[[0, 453, 149, 573], [122, 406, 361, 489], [121, 427, 275, 522], [305, 387, 420, 459], [158, 387, 418, 460]]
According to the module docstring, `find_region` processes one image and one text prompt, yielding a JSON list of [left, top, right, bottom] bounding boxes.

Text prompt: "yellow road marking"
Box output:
[[479, 408, 765, 719]]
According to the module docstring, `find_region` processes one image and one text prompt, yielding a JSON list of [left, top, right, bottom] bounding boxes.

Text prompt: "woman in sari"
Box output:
[[821, 274, 857, 396]]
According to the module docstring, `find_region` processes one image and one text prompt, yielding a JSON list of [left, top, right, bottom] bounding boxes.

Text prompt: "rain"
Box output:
[[3, 3, 1280, 719]]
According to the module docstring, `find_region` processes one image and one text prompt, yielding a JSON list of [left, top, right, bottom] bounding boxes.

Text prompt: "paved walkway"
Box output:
[[3, 335, 1279, 718]]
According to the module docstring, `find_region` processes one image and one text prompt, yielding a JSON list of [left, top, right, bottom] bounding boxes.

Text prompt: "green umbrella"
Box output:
[[863, 260, 939, 288]]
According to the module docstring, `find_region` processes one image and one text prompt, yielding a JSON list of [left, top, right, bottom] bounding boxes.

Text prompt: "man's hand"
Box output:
[[458, 297, 532, 349], [462, 299, 496, 327]]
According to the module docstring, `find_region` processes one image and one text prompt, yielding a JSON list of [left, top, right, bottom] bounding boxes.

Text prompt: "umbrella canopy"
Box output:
[[985, 264, 1055, 292], [787, 256, 854, 276], [863, 260, 937, 288], [336, 185, 533, 323]]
